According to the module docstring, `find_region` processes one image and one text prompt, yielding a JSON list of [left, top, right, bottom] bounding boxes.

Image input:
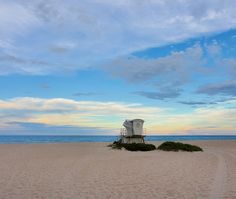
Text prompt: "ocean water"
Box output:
[[0, 135, 236, 144]]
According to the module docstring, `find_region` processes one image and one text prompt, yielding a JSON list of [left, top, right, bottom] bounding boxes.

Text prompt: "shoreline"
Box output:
[[0, 135, 236, 145], [0, 139, 236, 145]]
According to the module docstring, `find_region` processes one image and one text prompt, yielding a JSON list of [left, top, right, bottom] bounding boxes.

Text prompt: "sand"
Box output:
[[0, 140, 235, 199]]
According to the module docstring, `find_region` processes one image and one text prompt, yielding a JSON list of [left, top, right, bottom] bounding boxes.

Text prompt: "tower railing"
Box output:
[[120, 128, 127, 137], [120, 128, 147, 137]]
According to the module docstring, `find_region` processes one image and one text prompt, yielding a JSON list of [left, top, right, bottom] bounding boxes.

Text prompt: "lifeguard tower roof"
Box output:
[[129, 119, 144, 122], [121, 119, 145, 143], [123, 119, 144, 135]]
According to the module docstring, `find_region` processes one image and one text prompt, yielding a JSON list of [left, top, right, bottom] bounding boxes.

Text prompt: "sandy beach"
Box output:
[[0, 140, 235, 199]]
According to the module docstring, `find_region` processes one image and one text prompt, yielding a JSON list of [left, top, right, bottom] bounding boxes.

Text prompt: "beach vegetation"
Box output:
[[157, 141, 203, 152], [108, 141, 156, 151]]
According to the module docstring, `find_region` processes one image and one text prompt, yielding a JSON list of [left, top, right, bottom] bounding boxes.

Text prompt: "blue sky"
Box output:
[[0, 0, 236, 135]]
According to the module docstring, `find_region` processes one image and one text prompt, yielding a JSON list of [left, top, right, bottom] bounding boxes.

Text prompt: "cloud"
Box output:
[[50, 42, 76, 53], [0, 53, 49, 66], [0, 97, 236, 134], [179, 97, 236, 106], [0, 97, 163, 130], [206, 42, 222, 56], [222, 58, 236, 76], [0, 97, 161, 114], [1, 1, 236, 74], [134, 88, 181, 100], [0, 1, 41, 48], [106, 45, 204, 87], [198, 80, 236, 96], [40, 83, 50, 89], [150, 104, 236, 134], [178, 101, 216, 105], [0, 122, 110, 135], [73, 92, 99, 97], [0, 53, 50, 75]]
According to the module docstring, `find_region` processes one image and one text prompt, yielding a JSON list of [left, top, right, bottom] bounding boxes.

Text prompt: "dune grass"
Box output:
[[108, 141, 156, 151], [108, 140, 203, 152], [157, 141, 203, 152]]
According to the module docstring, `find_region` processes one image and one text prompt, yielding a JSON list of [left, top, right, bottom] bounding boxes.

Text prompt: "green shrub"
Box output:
[[122, 143, 156, 151], [108, 142, 156, 151], [157, 141, 203, 152]]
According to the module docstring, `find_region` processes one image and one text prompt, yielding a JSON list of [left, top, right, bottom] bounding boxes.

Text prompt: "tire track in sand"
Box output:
[[209, 150, 227, 199]]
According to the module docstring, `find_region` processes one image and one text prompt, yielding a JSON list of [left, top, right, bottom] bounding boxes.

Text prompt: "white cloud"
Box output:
[[0, 97, 161, 114], [0, 97, 163, 128], [1, 0, 236, 74], [150, 104, 236, 134], [0, 97, 236, 134], [0, 1, 41, 48]]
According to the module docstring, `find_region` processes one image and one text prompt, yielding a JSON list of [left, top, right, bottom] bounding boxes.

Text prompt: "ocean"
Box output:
[[0, 135, 236, 144]]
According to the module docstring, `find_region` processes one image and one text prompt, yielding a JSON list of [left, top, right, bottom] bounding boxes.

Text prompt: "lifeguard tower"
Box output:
[[120, 119, 145, 143]]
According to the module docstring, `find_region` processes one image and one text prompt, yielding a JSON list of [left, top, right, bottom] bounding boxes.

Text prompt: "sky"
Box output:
[[0, 0, 236, 135]]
